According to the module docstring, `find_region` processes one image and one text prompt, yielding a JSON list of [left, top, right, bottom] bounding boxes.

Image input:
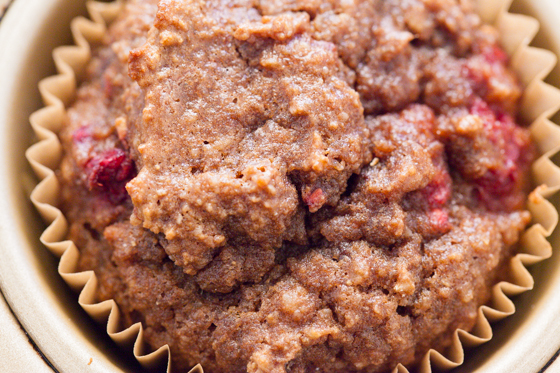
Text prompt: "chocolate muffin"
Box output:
[[57, 0, 534, 372]]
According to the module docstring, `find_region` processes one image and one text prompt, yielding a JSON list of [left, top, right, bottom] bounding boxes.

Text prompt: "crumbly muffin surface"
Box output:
[[58, 0, 534, 372]]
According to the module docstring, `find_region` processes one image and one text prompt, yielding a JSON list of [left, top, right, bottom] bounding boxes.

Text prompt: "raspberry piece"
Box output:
[[470, 98, 532, 209], [72, 126, 92, 143], [419, 160, 452, 235], [482, 44, 508, 65], [428, 208, 451, 233], [303, 188, 326, 212], [422, 166, 452, 209], [85, 148, 135, 203]]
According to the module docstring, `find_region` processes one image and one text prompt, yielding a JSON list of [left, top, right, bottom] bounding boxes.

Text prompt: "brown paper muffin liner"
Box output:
[[25, 0, 560, 372]]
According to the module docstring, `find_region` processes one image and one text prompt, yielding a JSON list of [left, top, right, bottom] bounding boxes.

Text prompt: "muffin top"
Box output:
[[58, 0, 534, 372]]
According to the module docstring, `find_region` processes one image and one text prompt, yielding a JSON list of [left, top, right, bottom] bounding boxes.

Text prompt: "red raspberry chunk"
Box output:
[[85, 148, 135, 203], [303, 188, 326, 212], [470, 98, 532, 209]]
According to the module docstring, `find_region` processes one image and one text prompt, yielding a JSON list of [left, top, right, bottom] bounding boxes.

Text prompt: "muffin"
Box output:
[[50, 0, 538, 372]]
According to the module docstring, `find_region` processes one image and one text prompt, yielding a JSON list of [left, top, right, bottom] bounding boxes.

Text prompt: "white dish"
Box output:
[[1, 0, 560, 371]]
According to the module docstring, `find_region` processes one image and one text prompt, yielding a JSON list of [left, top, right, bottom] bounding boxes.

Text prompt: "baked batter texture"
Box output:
[[57, 0, 534, 371]]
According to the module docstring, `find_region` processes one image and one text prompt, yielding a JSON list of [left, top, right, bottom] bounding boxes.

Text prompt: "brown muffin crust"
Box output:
[[57, 0, 534, 372]]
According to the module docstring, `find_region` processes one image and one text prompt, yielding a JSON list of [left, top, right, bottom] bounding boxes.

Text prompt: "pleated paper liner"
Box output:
[[25, 0, 560, 372]]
